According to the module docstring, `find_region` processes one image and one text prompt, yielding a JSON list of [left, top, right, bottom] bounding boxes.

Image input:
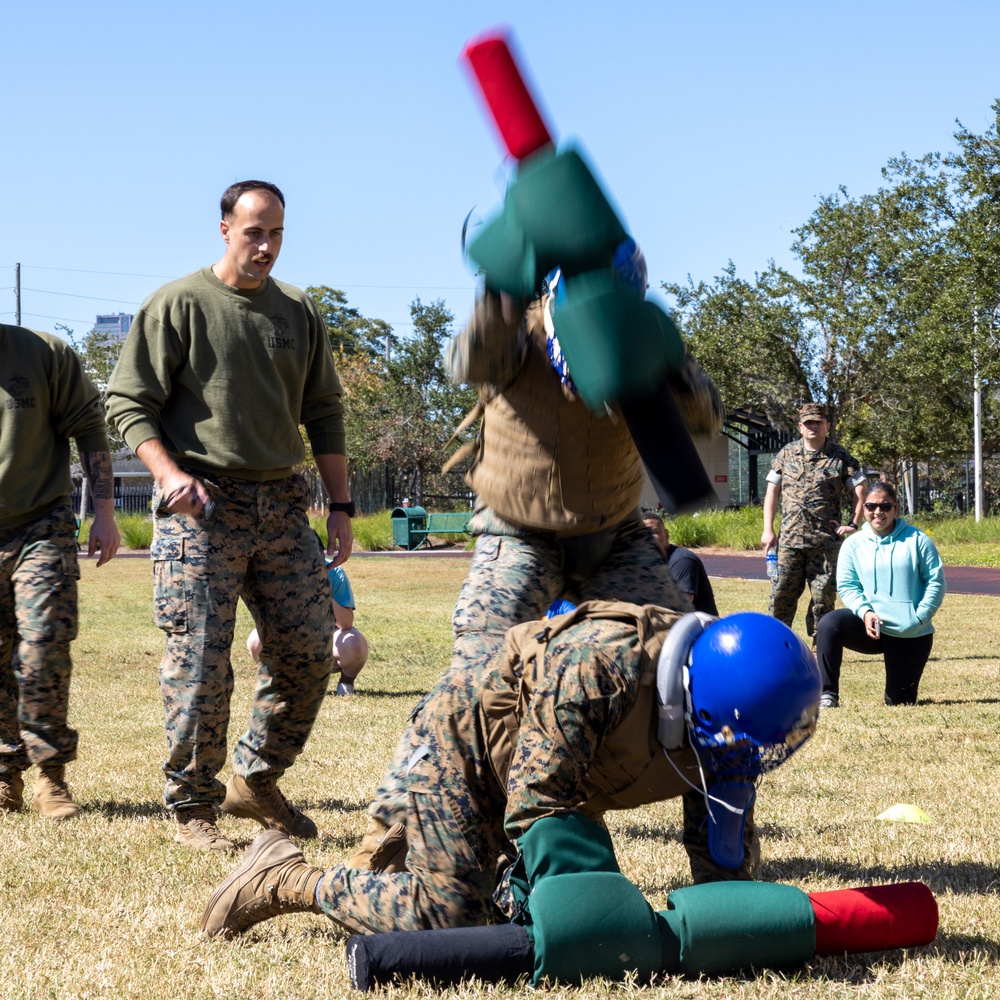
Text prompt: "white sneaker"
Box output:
[[335, 680, 355, 696]]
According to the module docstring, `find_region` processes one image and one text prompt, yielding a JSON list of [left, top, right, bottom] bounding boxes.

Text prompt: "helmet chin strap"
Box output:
[[661, 744, 752, 818], [661, 746, 757, 870]]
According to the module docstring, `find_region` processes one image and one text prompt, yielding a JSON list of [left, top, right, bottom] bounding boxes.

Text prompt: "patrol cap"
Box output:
[[798, 402, 828, 422]]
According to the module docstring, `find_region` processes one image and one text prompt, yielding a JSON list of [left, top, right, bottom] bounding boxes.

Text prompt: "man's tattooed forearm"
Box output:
[[81, 450, 114, 500]]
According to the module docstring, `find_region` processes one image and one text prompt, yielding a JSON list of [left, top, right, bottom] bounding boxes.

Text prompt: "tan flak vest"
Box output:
[[478, 601, 703, 822], [461, 303, 644, 535]]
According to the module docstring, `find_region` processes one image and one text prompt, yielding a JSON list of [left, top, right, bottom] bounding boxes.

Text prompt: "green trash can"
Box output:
[[391, 506, 427, 550]]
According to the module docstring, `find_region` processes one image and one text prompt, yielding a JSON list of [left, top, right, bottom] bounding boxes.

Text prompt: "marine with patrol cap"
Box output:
[[761, 402, 867, 637]]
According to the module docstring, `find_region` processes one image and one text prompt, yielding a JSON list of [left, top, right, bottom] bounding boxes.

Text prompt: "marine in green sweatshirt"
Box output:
[[1, 324, 120, 821], [105, 266, 345, 480], [0, 325, 109, 531], [103, 180, 351, 852]]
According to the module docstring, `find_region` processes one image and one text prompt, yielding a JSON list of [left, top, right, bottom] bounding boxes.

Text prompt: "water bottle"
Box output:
[[765, 548, 778, 579]]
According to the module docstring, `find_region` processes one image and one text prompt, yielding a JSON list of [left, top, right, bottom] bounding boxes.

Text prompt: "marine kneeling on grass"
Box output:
[[200, 601, 820, 940]]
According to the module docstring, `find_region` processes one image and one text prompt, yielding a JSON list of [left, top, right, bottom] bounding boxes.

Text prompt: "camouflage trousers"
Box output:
[[769, 544, 839, 637], [151, 473, 333, 811], [368, 506, 691, 831], [315, 674, 508, 934], [0, 505, 80, 773], [311, 513, 745, 933], [314, 679, 758, 934]]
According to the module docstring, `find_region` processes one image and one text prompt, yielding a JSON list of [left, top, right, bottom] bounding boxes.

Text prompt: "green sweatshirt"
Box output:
[[106, 268, 345, 480], [0, 325, 110, 532]]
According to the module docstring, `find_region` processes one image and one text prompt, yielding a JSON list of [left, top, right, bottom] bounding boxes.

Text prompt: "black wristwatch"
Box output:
[[329, 501, 356, 518], [848, 520, 858, 530]]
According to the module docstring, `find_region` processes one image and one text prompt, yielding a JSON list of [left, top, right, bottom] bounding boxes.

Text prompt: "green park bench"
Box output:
[[391, 506, 471, 550]]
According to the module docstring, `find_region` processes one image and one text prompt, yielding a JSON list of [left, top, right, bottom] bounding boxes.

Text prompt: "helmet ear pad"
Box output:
[[656, 612, 717, 750]]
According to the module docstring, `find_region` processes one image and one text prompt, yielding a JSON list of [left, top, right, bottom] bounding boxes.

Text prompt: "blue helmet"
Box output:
[[655, 611, 818, 870], [686, 612, 820, 777], [612, 236, 648, 297]]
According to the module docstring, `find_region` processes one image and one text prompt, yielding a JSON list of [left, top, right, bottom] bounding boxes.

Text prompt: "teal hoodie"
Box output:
[[836, 517, 945, 638]]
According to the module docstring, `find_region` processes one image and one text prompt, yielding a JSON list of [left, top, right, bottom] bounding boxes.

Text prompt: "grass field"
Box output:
[[1, 556, 998, 999]]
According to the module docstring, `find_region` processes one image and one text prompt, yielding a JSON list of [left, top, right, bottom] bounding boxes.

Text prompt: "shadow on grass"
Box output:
[[303, 797, 368, 815], [920, 695, 1000, 705], [932, 931, 1000, 959], [87, 799, 167, 820], [328, 688, 428, 700], [762, 856, 1000, 895], [704, 936, 997, 987]]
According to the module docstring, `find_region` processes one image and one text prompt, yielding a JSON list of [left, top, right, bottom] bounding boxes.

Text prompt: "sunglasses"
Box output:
[[864, 501, 895, 513]]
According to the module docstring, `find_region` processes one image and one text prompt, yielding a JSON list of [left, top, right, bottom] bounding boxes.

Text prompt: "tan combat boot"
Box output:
[[346, 817, 407, 872], [0, 770, 24, 812], [221, 774, 318, 838], [200, 829, 323, 938], [175, 805, 235, 852], [33, 765, 79, 820]]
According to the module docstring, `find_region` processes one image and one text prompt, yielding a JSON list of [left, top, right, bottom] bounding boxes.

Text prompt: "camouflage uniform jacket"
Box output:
[[477, 600, 702, 847], [767, 439, 865, 550]]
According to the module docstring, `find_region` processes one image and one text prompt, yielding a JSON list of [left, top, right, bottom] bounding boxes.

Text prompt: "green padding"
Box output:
[[529, 872, 661, 986], [658, 882, 816, 976], [555, 271, 686, 411], [469, 146, 627, 298], [518, 813, 620, 888]]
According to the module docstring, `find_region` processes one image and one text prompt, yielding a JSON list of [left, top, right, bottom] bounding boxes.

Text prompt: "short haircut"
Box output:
[[865, 480, 898, 502], [220, 180, 285, 218]]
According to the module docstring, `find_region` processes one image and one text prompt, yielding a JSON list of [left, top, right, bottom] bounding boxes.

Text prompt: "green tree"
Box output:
[[375, 298, 477, 504], [62, 324, 126, 453], [328, 296, 477, 505], [307, 285, 396, 358], [662, 262, 812, 429], [784, 162, 968, 478]]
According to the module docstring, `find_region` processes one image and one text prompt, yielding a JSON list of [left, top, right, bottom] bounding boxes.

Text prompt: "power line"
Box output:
[[1, 311, 98, 327], [22, 287, 141, 305], [11, 262, 474, 293]]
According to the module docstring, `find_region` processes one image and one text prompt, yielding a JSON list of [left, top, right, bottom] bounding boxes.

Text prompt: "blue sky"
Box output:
[[4, 1, 999, 340]]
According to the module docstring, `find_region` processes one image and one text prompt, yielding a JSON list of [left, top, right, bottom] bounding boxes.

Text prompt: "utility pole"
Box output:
[[14, 263, 21, 325], [973, 308, 983, 522]]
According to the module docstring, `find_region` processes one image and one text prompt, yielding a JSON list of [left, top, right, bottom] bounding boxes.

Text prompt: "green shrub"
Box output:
[[664, 505, 763, 551], [117, 513, 154, 550], [310, 509, 394, 552]]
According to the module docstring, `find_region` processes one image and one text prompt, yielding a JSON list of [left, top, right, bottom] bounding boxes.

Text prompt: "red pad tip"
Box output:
[[809, 882, 938, 956], [461, 31, 554, 161]]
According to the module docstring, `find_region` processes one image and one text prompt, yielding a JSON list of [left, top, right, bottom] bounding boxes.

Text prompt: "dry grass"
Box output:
[[1, 556, 998, 999]]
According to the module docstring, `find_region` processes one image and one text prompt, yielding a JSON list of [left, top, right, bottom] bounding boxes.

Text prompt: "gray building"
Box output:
[[94, 312, 133, 343]]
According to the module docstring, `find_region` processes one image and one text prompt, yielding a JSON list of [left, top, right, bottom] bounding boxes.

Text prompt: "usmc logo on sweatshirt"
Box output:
[[4, 374, 36, 410], [265, 314, 295, 351]]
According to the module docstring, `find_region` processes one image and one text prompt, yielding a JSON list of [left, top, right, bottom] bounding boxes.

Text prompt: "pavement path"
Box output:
[[695, 552, 1000, 597], [351, 548, 1000, 597], [112, 547, 1000, 596]]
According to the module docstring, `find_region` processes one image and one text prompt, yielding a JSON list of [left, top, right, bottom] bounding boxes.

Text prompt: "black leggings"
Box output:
[[815, 608, 933, 705]]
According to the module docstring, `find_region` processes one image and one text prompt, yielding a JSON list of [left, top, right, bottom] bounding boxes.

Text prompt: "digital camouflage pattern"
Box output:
[[367, 504, 692, 840], [313, 603, 757, 936], [768, 439, 864, 637], [770, 546, 838, 637], [769, 440, 863, 550], [151, 473, 334, 812], [0, 505, 80, 773]]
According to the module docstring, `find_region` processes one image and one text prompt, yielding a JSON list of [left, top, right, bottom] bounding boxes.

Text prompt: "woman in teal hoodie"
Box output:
[[815, 481, 946, 708]]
